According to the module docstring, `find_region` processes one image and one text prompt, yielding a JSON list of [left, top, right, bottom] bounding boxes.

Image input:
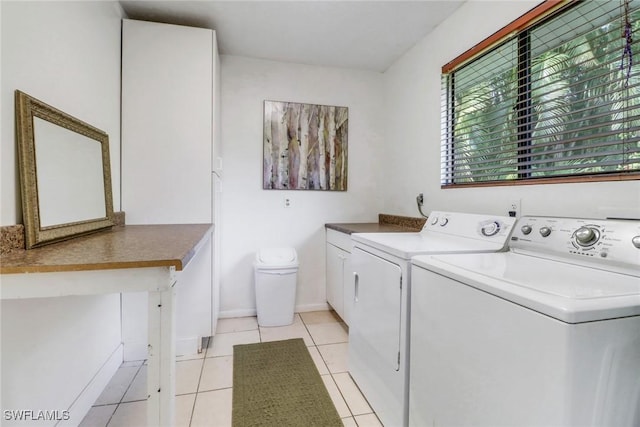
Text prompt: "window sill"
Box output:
[[441, 172, 640, 189]]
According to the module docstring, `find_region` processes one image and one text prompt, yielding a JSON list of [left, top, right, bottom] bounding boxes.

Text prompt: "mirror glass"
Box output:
[[34, 117, 107, 226], [15, 90, 114, 248]]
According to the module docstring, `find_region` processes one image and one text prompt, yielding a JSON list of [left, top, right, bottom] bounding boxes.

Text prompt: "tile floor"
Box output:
[[80, 311, 382, 426]]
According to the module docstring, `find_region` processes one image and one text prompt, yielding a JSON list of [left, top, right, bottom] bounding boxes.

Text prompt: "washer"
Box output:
[[349, 211, 515, 427], [410, 216, 640, 427]]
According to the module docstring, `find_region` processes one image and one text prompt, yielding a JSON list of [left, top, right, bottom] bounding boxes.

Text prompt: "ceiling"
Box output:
[[119, 1, 465, 72]]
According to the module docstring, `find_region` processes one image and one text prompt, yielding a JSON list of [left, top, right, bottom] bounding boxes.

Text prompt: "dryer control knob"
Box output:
[[632, 235, 640, 249], [521, 225, 532, 235], [430, 216, 439, 225], [481, 221, 500, 236], [540, 227, 552, 237], [575, 227, 599, 246], [439, 218, 449, 226]]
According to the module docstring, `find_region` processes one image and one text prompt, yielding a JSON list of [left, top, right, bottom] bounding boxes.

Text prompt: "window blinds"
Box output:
[[442, 0, 640, 185]]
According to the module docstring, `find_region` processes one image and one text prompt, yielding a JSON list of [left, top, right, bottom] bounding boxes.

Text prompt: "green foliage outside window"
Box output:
[[443, 1, 640, 185]]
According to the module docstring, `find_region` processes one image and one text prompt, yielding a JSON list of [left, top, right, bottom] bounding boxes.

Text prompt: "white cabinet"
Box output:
[[325, 229, 354, 325], [326, 243, 347, 317], [121, 19, 220, 358]]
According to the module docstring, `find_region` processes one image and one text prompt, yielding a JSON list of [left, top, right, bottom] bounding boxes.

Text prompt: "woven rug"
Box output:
[[232, 338, 342, 427]]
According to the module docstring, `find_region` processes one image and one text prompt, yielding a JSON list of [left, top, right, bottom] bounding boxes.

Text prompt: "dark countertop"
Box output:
[[326, 214, 427, 235], [325, 222, 415, 234], [0, 224, 212, 274]]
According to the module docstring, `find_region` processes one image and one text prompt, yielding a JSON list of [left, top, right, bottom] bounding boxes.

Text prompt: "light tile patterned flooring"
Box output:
[[80, 311, 382, 426]]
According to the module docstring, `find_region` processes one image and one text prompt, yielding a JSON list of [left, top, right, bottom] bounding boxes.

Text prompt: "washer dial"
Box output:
[[574, 227, 600, 247]]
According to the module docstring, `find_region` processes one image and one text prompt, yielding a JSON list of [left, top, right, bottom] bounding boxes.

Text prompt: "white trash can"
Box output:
[[254, 247, 298, 327]]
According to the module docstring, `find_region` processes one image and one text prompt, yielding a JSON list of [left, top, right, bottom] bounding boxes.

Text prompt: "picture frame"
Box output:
[[263, 100, 348, 190], [15, 90, 115, 248]]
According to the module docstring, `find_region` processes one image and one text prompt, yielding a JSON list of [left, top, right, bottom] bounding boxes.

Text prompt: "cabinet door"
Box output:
[[326, 242, 346, 319], [122, 19, 213, 224]]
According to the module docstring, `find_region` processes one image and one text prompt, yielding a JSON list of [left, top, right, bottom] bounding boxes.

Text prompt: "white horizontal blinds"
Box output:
[[527, 0, 640, 177], [442, 0, 640, 185]]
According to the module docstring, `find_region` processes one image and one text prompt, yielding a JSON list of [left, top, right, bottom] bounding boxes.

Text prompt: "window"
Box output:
[[441, 0, 640, 186]]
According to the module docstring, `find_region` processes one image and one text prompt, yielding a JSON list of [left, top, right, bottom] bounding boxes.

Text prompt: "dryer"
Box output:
[[410, 216, 640, 427], [349, 211, 515, 427]]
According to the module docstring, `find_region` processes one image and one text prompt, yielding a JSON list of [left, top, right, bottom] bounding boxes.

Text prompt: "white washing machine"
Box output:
[[349, 211, 515, 427], [410, 216, 640, 427]]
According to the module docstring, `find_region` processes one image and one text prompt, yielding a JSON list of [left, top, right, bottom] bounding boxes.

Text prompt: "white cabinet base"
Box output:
[[326, 242, 347, 317], [122, 237, 213, 359], [325, 228, 354, 325]]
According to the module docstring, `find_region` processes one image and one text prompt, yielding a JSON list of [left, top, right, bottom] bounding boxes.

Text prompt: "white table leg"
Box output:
[[147, 274, 177, 426]]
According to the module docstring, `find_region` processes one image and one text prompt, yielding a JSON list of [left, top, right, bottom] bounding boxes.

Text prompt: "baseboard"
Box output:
[[63, 344, 123, 426], [219, 308, 257, 319], [219, 303, 331, 320], [123, 337, 203, 361], [295, 302, 331, 313]]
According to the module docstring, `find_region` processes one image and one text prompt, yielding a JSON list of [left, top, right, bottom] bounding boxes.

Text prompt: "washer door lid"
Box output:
[[414, 252, 640, 323]]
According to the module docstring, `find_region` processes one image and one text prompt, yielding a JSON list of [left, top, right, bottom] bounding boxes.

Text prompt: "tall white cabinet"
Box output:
[[121, 19, 221, 358]]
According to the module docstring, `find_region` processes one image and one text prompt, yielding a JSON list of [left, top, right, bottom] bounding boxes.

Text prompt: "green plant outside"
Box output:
[[447, 5, 640, 184]]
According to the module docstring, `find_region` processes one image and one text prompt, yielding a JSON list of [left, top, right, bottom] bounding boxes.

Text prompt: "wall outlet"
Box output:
[[508, 199, 521, 218], [284, 197, 292, 208]]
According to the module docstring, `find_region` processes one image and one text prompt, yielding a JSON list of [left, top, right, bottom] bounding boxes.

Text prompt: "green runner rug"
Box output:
[[232, 338, 343, 427]]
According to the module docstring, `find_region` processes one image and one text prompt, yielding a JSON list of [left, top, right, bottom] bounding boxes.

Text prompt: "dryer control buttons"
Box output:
[[481, 221, 501, 236], [539, 226, 552, 237], [439, 218, 449, 227], [574, 227, 600, 247], [632, 235, 640, 249], [521, 225, 532, 235]]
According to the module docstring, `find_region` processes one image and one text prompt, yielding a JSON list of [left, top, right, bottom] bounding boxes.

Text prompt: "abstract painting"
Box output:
[[263, 100, 348, 190]]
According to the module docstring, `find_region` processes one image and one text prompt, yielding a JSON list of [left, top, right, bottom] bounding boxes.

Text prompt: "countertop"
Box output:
[[0, 224, 212, 274], [325, 214, 426, 235], [325, 223, 416, 234]]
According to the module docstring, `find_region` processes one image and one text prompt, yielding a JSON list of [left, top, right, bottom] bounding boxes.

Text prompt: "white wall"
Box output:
[[383, 0, 640, 220], [1, 1, 124, 424], [1, 1, 122, 225], [219, 55, 385, 316]]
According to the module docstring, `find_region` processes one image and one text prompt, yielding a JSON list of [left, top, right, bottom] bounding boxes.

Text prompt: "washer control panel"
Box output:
[[510, 216, 640, 274]]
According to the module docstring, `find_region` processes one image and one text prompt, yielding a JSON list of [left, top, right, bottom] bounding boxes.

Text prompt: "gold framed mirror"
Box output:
[[15, 90, 115, 249]]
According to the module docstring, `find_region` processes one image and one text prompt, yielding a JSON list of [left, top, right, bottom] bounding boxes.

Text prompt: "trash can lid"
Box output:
[[256, 247, 298, 267]]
